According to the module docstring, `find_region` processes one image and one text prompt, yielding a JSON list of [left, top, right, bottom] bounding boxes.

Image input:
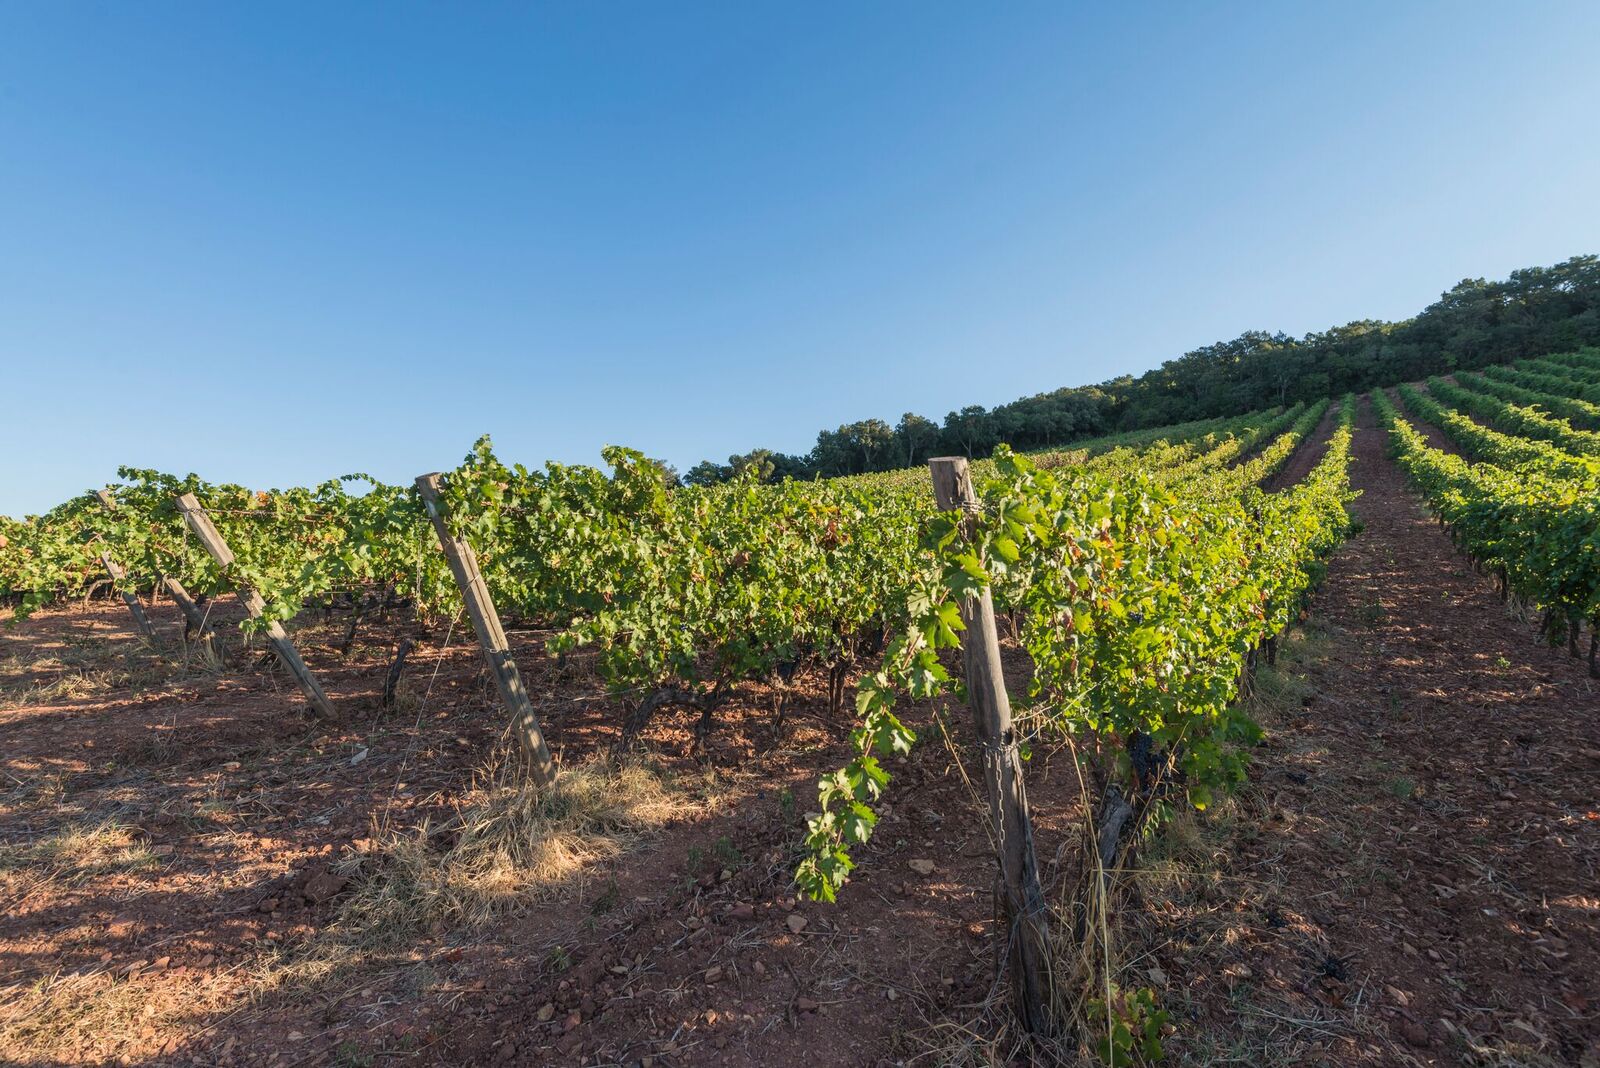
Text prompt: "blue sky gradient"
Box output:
[[3, 2, 1599, 514]]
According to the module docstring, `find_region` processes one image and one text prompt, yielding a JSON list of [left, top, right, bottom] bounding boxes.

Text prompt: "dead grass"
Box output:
[[0, 657, 118, 704], [256, 757, 706, 996], [0, 817, 158, 908], [1129, 623, 1365, 1066], [0, 635, 211, 709], [0, 771, 68, 822], [0, 969, 237, 1065], [0, 819, 195, 1063]]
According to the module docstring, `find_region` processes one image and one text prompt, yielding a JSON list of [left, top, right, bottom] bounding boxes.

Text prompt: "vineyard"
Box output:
[[2, 357, 1599, 1068]]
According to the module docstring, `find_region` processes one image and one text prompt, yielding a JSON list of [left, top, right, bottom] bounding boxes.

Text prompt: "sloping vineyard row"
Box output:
[[0, 394, 1364, 1045], [1377, 387, 1600, 658], [799, 395, 1358, 900], [833, 402, 1299, 494], [1541, 346, 1600, 377], [1393, 383, 1598, 479], [1425, 375, 1600, 458], [1478, 362, 1600, 428], [1455, 368, 1600, 431]]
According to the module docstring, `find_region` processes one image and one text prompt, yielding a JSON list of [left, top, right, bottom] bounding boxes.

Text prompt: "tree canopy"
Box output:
[[687, 255, 1600, 482]]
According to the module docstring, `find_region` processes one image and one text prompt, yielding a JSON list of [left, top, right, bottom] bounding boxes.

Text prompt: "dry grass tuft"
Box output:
[[0, 630, 215, 709], [350, 758, 689, 931], [0, 818, 157, 907], [0, 659, 117, 704], [259, 757, 698, 995]]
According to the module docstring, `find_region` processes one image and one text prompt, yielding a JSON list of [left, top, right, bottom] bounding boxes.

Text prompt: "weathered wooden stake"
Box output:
[[91, 490, 157, 642], [415, 474, 557, 785], [929, 456, 1054, 1036], [98, 551, 157, 641], [159, 574, 214, 644], [174, 493, 336, 720], [96, 490, 220, 660]]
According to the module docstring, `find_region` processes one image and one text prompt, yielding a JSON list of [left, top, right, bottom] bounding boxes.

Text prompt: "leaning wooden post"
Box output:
[[91, 491, 157, 642], [98, 551, 158, 641], [159, 574, 222, 662], [97, 489, 219, 657], [415, 473, 556, 786], [174, 493, 336, 720], [929, 456, 1054, 1036]]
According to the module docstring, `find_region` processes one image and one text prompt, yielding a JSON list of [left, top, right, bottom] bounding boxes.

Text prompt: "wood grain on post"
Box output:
[[415, 474, 557, 786], [174, 493, 336, 720], [928, 456, 1055, 1036]]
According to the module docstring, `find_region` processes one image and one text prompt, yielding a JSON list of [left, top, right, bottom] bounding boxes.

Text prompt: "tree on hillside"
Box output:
[[812, 420, 897, 476], [942, 405, 992, 458], [683, 460, 731, 486], [894, 412, 940, 467], [729, 449, 776, 482]]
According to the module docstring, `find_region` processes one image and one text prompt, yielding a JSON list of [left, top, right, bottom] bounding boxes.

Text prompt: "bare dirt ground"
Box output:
[[2, 403, 1597, 1067], [1260, 404, 1337, 492], [0, 598, 1087, 1068]]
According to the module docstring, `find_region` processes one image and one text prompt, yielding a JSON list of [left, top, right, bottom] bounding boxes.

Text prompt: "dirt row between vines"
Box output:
[[2, 400, 1596, 1067], [1156, 394, 1599, 1066], [1260, 403, 1337, 492]]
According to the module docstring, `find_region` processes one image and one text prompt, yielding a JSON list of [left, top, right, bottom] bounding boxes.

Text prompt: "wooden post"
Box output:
[[174, 493, 336, 720], [929, 456, 1054, 1036], [96, 489, 219, 656], [98, 551, 157, 641], [415, 473, 556, 785], [162, 575, 224, 667], [91, 491, 157, 642]]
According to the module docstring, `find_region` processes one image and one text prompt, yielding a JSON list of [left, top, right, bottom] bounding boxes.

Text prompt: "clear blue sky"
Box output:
[[3, 2, 1599, 515]]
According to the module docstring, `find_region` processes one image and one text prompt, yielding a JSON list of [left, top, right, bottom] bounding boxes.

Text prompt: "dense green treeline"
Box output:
[[689, 254, 1600, 484]]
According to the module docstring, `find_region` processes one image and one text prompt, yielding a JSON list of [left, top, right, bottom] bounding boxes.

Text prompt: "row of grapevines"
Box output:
[[836, 405, 1293, 495], [1373, 389, 1600, 642], [1, 469, 456, 633], [798, 396, 1358, 900], [1142, 401, 1313, 485], [435, 438, 930, 713], [1455, 370, 1600, 431], [2, 405, 1341, 757], [427, 416, 1330, 722], [1186, 398, 1331, 493], [1481, 360, 1600, 415], [1393, 384, 1599, 480], [1541, 347, 1600, 376], [1425, 376, 1600, 458]]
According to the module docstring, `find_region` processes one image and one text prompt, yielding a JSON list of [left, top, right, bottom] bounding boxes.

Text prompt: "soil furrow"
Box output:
[[1180, 393, 1600, 1066]]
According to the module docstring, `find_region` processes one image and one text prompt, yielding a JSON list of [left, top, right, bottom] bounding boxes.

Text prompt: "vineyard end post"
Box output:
[[928, 456, 1055, 1036], [414, 473, 557, 786], [98, 551, 157, 642]]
